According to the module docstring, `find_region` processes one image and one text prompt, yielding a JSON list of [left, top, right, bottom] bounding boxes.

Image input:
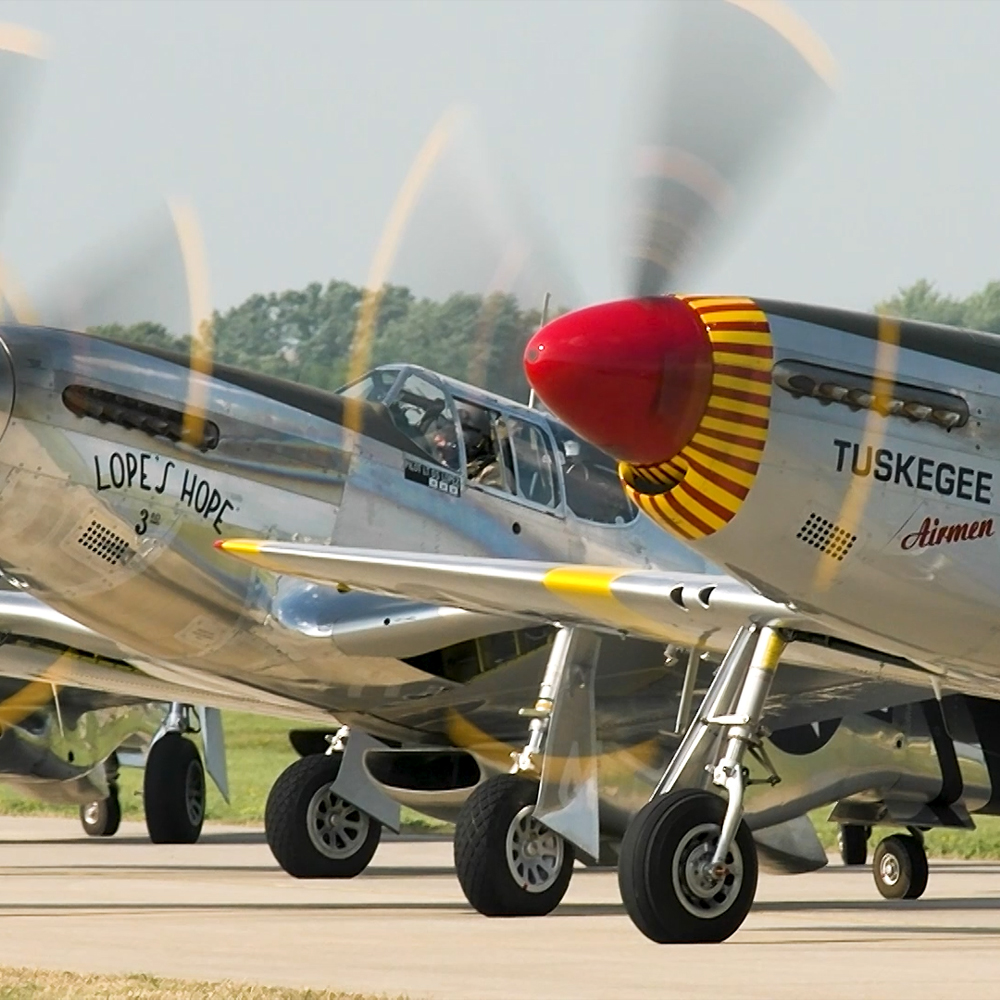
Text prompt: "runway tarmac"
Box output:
[[1, 817, 999, 1000]]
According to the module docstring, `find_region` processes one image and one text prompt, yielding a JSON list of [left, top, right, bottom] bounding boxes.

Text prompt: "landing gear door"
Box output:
[[535, 630, 601, 861]]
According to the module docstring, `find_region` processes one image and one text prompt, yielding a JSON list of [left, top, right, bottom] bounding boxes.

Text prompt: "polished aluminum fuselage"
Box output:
[[0, 327, 699, 739], [689, 303, 1000, 682], [1, 323, 998, 842]]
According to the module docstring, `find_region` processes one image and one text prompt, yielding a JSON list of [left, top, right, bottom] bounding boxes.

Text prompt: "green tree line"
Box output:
[[877, 279, 1000, 332], [93, 283, 546, 403], [92, 276, 1000, 404]]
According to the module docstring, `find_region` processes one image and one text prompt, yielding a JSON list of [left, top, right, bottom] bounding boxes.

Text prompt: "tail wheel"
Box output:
[[143, 732, 205, 845], [80, 785, 121, 838], [454, 774, 574, 917], [618, 789, 757, 944], [873, 833, 928, 900], [265, 753, 381, 878]]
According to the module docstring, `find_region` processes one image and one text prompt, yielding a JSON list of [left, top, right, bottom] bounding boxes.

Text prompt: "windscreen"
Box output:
[[550, 424, 637, 525]]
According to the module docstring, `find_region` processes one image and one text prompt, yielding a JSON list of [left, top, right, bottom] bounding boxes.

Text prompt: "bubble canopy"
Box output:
[[339, 363, 637, 526]]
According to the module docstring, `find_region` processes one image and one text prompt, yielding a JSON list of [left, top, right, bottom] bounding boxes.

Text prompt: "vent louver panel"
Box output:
[[77, 520, 131, 566], [796, 513, 856, 561]]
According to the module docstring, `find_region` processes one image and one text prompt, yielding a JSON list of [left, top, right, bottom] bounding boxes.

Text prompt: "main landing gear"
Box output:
[[838, 824, 870, 866], [266, 742, 382, 879], [454, 628, 581, 917], [618, 623, 787, 943], [141, 705, 208, 844], [144, 731, 207, 844], [454, 773, 574, 917]]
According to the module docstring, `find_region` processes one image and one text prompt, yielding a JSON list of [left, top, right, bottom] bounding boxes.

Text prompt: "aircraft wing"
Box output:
[[217, 539, 789, 648], [217, 539, 1000, 706]]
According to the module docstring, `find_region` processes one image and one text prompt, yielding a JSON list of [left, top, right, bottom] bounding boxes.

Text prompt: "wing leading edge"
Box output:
[[216, 539, 799, 651]]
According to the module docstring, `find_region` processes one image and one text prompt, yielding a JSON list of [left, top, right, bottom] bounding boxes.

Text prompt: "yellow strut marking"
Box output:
[[750, 626, 787, 673]]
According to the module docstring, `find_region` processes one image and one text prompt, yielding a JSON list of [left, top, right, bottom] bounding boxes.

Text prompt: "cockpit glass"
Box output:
[[337, 368, 401, 404], [551, 425, 638, 525], [509, 418, 559, 509], [455, 399, 516, 494], [386, 373, 460, 470]]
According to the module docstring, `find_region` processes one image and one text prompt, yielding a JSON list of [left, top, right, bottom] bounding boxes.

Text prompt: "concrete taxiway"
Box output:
[[0, 817, 998, 1000]]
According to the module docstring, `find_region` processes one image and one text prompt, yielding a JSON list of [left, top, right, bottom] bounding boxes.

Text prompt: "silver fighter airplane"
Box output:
[[0, 0, 990, 942], [0, 323, 995, 905], [210, 0, 1000, 947]]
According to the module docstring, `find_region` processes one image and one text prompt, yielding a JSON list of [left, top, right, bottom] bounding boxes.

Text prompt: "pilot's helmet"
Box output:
[[458, 404, 489, 434], [459, 405, 492, 460]]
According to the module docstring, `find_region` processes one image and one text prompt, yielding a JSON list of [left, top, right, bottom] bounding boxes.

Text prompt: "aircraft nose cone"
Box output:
[[524, 296, 713, 465]]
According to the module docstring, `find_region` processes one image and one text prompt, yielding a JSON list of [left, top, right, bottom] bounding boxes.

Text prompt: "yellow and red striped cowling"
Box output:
[[619, 295, 772, 541]]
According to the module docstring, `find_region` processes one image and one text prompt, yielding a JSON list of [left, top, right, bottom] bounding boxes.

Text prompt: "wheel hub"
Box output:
[[880, 852, 900, 886], [307, 782, 369, 860], [82, 802, 100, 826], [672, 822, 744, 919], [505, 804, 564, 894]]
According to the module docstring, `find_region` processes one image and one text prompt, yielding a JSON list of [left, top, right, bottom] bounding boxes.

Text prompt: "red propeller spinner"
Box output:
[[523, 296, 713, 466]]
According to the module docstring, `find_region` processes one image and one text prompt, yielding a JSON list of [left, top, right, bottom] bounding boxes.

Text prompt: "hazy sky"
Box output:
[[0, 0, 996, 317]]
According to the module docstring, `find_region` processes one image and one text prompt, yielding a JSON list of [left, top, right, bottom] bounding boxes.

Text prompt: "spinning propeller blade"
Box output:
[[0, 24, 46, 227], [625, 0, 835, 296], [347, 105, 580, 403]]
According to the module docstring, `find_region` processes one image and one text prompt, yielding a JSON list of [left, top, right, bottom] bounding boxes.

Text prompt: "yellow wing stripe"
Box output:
[[542, 566, 669, 635], [620, 295, 773, 542]]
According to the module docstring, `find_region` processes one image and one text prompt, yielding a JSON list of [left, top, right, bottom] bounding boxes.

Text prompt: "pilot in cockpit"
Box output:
[[460, 405, 506, 489]]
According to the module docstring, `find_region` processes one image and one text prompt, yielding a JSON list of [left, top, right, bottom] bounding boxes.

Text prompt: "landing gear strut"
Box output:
[[618, 623, 787, 943], [454, 628, 582, 917]]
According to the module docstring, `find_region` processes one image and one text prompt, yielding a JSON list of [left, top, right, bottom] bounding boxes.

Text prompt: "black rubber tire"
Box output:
[[80, 786, 121, 838], [143, 733, 206, 845], [265, 753, 381, 879], [838, 824, 868, 866], [454, 774, 574, 917], [872, 833, 929, 900], [618, 789, 758, 944]]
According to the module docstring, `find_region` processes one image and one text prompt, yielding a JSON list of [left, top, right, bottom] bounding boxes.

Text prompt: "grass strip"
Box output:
[[0, 967, 405, 1000], [0, 713, 452, 834]]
